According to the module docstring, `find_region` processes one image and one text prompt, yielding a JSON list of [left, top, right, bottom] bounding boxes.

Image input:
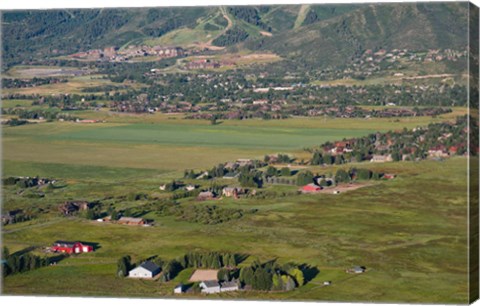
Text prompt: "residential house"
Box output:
[[200, 281, 221, 294], [128, 261, 161, 279], [117, 217, 147, 226], [370, 154, 393, 163], [197, 191, 215, 201], [1, 209, 23, 225], [58, 201, 91, 215], [185, 184, 196, 191], [220, 280, 239, 292], [223, 172, 240, 180]]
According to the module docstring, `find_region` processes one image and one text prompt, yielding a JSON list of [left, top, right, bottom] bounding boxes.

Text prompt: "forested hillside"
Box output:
[[1, 2, 469, 70]]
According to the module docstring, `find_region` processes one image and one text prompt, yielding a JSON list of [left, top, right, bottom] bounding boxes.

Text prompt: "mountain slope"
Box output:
[[1, 2, 469, 70]]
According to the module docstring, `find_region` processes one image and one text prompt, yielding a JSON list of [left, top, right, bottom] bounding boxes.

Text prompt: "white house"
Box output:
[[185, 184, 196, 191], [128, 261, 161, 279], [199, 281, 221, 294], [220, 281, 239, 292]]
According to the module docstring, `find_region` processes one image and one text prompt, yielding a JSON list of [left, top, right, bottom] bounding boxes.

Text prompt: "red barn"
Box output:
[[51, 241, 93, 254], [301, 183, 322, 193]]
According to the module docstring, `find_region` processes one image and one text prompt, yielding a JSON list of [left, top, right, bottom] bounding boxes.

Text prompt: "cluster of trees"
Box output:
[[227, 6, 271, 31], [296, 171, 315, 186], [174, 205, 257, 225], [117, 255, 133, 277], [238, 259, 308, 291], [2, 118, 30, 127], [314, 115, 473, 166], [3, 176, 51, 188], [239, 171, 263, 188], [179, 251, 240, 269], [2, 247, 65, 277], [264, 166, 292, 177], [212, 26, 249, 47], [1, 210, 36, 225], [146, 199, 256, 225], [2, 107, 80, 122], [2, 77, 68, 89]]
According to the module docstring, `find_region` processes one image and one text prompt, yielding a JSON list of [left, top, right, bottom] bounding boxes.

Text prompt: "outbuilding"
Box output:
[[128, 261, 161, 279], [301, 183, 322, 193], [174, 284, 185, 294], [51, 241, 93, 254]]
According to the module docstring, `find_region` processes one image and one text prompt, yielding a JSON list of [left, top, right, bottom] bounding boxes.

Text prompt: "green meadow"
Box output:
[[1, 116, 471, 303], [2, 157, 469, 303]]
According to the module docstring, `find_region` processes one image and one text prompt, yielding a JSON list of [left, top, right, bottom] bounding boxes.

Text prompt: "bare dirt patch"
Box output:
[[189, 269, 219, 282], [318, 183, 372, 194]]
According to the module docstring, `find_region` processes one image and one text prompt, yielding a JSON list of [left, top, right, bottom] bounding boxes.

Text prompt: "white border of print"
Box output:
[[0, 1, 478, 306]]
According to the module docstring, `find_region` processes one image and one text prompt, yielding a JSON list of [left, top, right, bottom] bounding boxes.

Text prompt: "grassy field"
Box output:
[[2, 157, 469, 303], [1, 113, 471, 303], [1, 120, 376, 171]]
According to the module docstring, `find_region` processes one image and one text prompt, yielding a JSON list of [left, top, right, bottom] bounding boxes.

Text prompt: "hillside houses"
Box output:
[[70, 45, 184, 62], [58, 201, 93, 215], [186, 59, 220, 70]]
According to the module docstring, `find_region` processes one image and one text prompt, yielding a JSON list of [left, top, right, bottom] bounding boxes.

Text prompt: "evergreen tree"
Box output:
[[265, 166, 277, 177], [117, 255, 131, 277], [272, 273, 283, 291], [240, 266, 254, 285], [288, 268, 305, 286], [280, 167, 291, 176], [252, 268, 273, 291], [335, 169, 350, 183], [296, 171, 314, 186]]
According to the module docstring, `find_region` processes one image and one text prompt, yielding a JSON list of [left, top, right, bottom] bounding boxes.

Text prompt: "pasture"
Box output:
[[1, 157, 469, 303], [1, 113, 471, 303]]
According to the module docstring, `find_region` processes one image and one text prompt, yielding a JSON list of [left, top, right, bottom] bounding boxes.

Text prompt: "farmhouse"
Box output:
[[117, 217, 147, 226], [58, 201, 91, 215], [186, 59, 220, 70], [347, 266, 366, 274], [51, 241, 93, 254], [301, 183, 322, 193], [222, 187, 245, 198], [370, 154, 393, 163], [128, 261, 161, 279], [1, 209, 23, 225], [223, 172, 240, 179], [197, 191, 216, 201], [185, 184, 196, 191], [199, 281, 221, 294]]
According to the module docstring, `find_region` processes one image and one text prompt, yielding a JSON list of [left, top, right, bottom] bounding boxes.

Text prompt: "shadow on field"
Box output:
[[299, 263, 320, 284], [235, 253, 249, 265], [11, 246, 37, 257]]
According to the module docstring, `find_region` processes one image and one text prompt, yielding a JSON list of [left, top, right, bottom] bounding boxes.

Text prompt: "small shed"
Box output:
[[301, 183, 322, 193], [174, 284, 185, 294], [351, 266, 366, 274]]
